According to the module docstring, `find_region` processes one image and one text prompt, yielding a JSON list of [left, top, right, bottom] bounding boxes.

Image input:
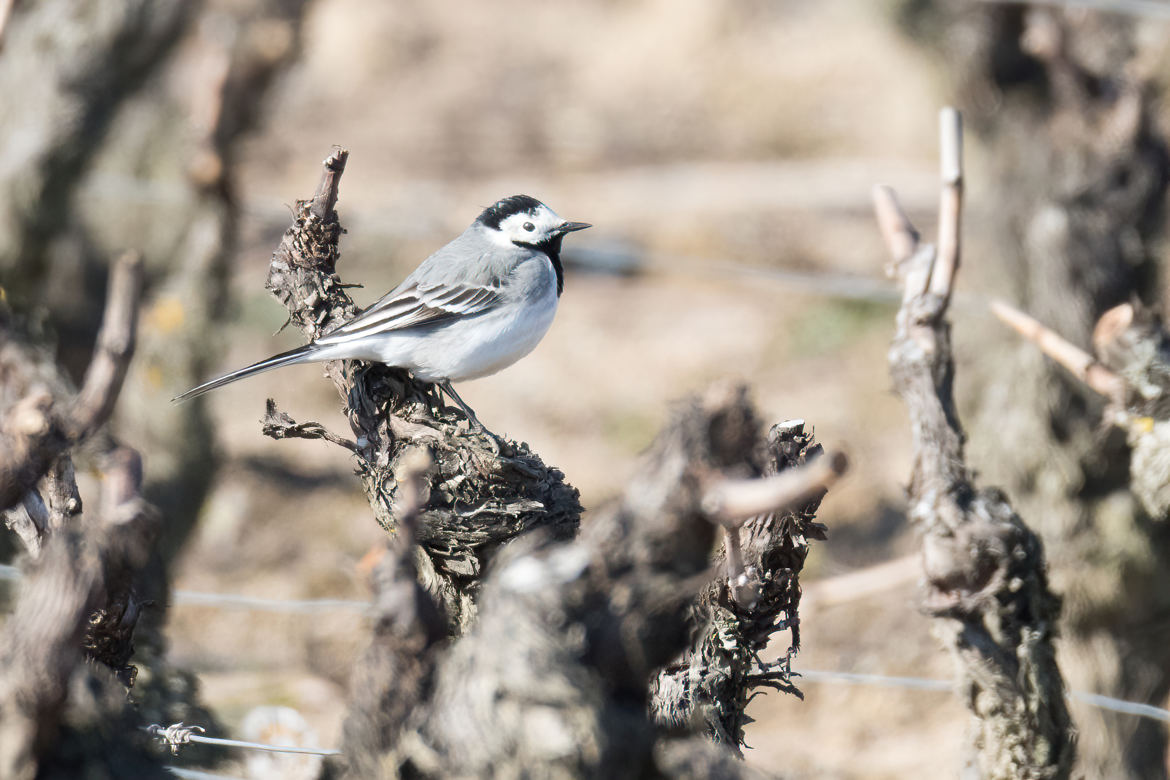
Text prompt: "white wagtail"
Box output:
[[175, 195, 590, 442]]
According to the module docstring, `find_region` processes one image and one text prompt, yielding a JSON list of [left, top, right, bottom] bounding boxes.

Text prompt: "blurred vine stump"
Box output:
[[262, 149, 581, 633], [328, 384, 844, 778], [650, 415, 834, 748], [875, 109, 1073, 780], [896, 5, 1170, 776], [0, 253, 204, 778]]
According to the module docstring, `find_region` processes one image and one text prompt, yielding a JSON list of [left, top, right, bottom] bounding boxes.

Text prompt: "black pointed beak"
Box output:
[[558, 221, 591, 234]]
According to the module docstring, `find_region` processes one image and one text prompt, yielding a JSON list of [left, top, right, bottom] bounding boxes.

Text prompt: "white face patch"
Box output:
[[489, 205, 564, 248]]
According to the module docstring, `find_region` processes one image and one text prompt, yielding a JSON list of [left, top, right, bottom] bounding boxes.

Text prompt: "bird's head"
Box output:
[[477, 195, 590, 251]]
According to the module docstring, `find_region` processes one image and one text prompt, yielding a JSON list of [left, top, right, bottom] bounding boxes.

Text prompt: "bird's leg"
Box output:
[[425, 381, 447, 417], [438, 381, 503, 455]]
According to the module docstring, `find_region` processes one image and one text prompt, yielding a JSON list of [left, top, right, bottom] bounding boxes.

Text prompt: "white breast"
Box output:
[[373, 256, 560, 382]]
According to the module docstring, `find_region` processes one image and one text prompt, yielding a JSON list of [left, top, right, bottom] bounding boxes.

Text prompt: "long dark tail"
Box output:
[[173, 344, 315, 402]]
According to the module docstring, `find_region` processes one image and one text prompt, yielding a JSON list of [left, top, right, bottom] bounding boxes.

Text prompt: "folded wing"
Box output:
[[315, 280, 502, 345]]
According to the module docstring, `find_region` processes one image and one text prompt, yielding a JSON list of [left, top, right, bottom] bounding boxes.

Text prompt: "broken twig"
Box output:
[[990, 298, 1126, 402], [703, 450, 847, 525]]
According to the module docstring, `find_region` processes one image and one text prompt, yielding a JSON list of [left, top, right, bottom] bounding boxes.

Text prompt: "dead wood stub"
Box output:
[[1093, 304, 1170, 520], [876, 110, 1074, 780], [333, 449, 446, 780], [652, 417, 827, 748], [321, 382, 830, 779], [406, 388, 776, 778], [82, 447, 161, 688], [0, 450, 169, 779]]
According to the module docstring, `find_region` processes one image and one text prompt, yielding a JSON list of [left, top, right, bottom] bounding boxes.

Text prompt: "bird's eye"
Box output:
[[523, 222, 535, 232]]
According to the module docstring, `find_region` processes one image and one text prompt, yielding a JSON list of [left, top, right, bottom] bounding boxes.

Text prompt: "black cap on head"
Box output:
[[477, 194, 544, 230]]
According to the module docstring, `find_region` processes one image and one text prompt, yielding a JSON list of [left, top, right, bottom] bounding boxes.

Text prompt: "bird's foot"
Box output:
[[471, 421, 504, 456], [436, 380, 506, 457]]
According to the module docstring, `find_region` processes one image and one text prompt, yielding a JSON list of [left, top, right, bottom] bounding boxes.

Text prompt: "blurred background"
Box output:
[[4, 0, 1170, 777]]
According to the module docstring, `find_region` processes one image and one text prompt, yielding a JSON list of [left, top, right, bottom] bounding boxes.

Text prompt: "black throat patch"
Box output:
[[514, 234, 565, 296]]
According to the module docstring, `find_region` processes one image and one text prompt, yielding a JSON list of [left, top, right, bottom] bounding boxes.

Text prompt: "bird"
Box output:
[[174, 194, 590, 445]]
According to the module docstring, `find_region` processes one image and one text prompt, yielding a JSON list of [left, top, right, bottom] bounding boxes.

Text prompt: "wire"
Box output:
[[0, 563, 369, 614], [145, 723, 340, 757], [1071, 691, 1170, 722], [643, 250, 903, 303], [8, 565, 1170, 725], [171, 590, 369, 614], [798, 669, 950, 692], [171, 734, 340, 757], [167, 768, 248, 780], [796, 669, 1170, 723], [978, 0, 1170, 20], [81, 168, 917, 305]]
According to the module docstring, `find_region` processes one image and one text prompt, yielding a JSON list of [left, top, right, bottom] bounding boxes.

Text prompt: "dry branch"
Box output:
[[261, 399, 359, 452], [706, 448, 845, 608], [0, 391, 59, 534], [0, 306, 215, 777], [990, 299, 1125, 402], [319, 390, 749, 776], [1087, 303, 1170, 519], [704, 450, 847, 525], [877, 108, 1074, 780], [932, 107, 963, 301], [990, 297, 1170, 520], [66, 252, 143, 441], [83, 446, 161, 688], [800, 553, 920, 611], [1087, 302, 1170, 421], [0, 4, 302, 774], [0, 252, 144, 520], [332, 448, 446, 779], [0, 254, 186, 777], [884, 4, 1170, 774]]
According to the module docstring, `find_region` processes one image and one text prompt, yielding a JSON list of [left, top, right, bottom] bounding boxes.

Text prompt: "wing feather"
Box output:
[[316, 280, 503, 345]]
